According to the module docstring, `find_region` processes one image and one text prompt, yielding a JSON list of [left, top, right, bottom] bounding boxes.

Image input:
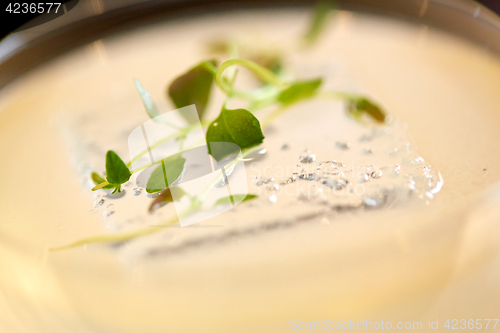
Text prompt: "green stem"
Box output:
[[126, 120, 211, 168], [129, 160, 162, 175], [50, 215, 179, 251], [260, 90, 368, 129], [261, 105, 290, 130], [247, 85, 281, 112], [92, 181, 110, 191], [215, 59, 288, 99], [200, 145, 262, 201], [316, 91, 361, 101]]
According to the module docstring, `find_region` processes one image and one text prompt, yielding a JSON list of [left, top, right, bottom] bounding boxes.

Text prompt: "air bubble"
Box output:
[[299, 172, 316, 181], [336, 141, 351, 150], [266, 184, 280, 191], [94, 198, 105, 207], [299, 150, 316, 163], [256, 176, 275, 186], [279, 176, 296, 185]]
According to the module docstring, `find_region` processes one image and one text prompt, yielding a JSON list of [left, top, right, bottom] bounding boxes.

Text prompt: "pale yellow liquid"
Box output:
[[1, 9, 500, 332]]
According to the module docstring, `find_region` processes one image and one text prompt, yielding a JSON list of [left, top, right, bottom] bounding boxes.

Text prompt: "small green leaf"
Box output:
[[91, 172, 114, 190], [278, 79, 322, 105], [168, 60, 217, 123], [149, 186, 186, 212], [214, 194, 257, 207], [134, 78, 161, 120], [105, 151, 132, 193], [206, 108, 265, 161], [304, 1, 335, 45], [146, 155, 186, 193], [135, 79, 181, 130], [348, 98, 386, 123]]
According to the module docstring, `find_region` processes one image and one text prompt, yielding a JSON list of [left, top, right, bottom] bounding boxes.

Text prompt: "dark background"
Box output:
[[479, 0, 500, 14], [0, 0, 499, 40]]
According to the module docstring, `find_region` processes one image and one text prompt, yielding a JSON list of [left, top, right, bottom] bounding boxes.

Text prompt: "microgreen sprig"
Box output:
[[53, 2, 389, 251]]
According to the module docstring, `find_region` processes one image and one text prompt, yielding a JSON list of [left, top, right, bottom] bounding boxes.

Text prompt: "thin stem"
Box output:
[[127, 132, 178, 168], [126, 120, 211, 168], [130, 160, 162, 174], [261, 105, 289, 130], [50, 215, 179, 251], [199, 145, 262, 201], [260, 90, 366, 129], [221, 68, 240, 110], [247, 85, 281, 112], [92, 181, 110, 191], [316, 91, 360, 101], [215, 59, 288, 100]]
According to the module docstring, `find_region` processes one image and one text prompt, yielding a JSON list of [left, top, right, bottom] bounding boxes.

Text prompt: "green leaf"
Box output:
[[304, 1, 335, 45], [91, 172, 113, 190], [278, 79, 322, 105], [214, 194, 257, 207], [206, 108, 265, 161], [149, 186, 186, 212], [168, 60, 217, 123], [146, 155, 186, 193], [134, 78, 161, 120], [105, 151, 132, 193], [135, 78, 181, 130], [348, 98, 386, 123]]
